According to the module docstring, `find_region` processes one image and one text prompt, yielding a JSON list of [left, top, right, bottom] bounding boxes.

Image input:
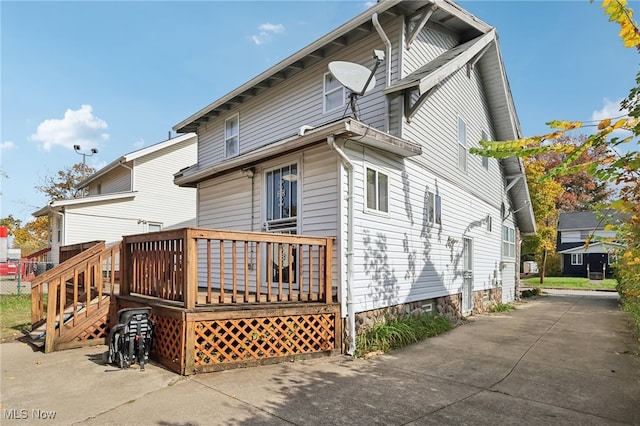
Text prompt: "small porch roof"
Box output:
[[32, 192, 137, 217], [174, 118, 421, 187]]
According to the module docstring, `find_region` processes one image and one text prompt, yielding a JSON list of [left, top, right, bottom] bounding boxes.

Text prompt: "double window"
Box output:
[[225, 114, 239, 159], [502, 225, 515, 258], [324, 72, 345, 113], [366, 167, 388, 213], [571, 253, 583, 265]]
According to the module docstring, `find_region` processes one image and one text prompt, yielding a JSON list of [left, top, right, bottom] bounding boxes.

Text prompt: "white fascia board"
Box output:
[[32, 192, 137, 217], [418, 30, 495, 95]]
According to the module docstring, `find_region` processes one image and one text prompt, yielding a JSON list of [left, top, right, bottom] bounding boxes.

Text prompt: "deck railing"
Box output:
[[31, 241, 121, 352], [121, 228, 334, 309]]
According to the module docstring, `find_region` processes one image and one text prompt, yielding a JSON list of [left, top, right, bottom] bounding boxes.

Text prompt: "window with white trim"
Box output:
[[481, 131, 489, 170], [366, 167, 388, 213], [224, 114, 239, 159], [148, 222, 162, 233], [427, 191, 442, 225], [458, 116, 467, 172], [324, 72, 345, 113], [502, 225, 515, 258], [265, 164, 298, 230], [486, 215, 492, 232], [571, 253, 583, 265]]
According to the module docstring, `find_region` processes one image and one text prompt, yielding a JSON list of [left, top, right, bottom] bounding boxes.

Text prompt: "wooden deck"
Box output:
[[32, 228, 340, 374]]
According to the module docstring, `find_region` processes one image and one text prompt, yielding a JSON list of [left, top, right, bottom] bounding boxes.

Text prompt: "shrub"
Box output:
[[521, 287, 542, 298], [355, 313, 453, 357]]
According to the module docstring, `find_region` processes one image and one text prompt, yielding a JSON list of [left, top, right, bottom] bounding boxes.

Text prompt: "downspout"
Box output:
[[119, 161, 134, 191], [372, 12, 392, 132], [327, 136, 356, 355]]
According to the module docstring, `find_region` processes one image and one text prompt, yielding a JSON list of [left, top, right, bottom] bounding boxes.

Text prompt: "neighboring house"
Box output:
[[33, 133, 198, 265], [557, 211, 620, 279], [171, 1, 535, 351]]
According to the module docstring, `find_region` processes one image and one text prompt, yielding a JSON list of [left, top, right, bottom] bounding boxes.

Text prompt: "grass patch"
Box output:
[[355, 313, 453, 357], [0, 294, 31, 342], [489, 302, 516, 313], [523, 276, 617, 290]]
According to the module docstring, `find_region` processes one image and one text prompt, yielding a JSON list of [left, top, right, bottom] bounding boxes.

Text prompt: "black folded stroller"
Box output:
[[107, 307, 154, 371]]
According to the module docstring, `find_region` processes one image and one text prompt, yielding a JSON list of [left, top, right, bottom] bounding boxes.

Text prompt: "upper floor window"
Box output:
[[427, 191, 442, 225], [481, 131, 489, 170], [366, 167, 388, 213], [458, 116, 467, 172], [324, 72, 345, 113], [502, 225, 515, 258], [225, 114, 239, 159]]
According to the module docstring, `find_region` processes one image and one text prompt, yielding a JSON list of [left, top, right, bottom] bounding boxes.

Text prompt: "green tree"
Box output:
[[35, 163, 95, 201], [522, 159, 563, 285], [472, 0, 640, 329]]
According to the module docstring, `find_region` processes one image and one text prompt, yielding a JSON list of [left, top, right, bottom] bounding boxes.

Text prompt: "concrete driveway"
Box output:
[[1, 290, 639, 425]]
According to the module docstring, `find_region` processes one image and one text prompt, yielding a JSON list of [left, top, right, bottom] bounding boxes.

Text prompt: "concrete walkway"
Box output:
[[1, 291, 639, 425]]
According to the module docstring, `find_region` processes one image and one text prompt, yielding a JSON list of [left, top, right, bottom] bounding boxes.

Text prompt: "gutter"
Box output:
[[327, 136, 356, 356]]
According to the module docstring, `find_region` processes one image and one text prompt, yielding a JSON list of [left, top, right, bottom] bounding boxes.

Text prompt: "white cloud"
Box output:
[[133, 138, 145, 149], [591, 98, 628, 122], [251, 22, 285, 45], [0, 141, 16, 150], [363, 1, 377, 9], [29, 104, 109, 151]]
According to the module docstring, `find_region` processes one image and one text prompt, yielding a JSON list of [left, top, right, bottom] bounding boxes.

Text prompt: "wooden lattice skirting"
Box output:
[[116, 296, 341, 375]]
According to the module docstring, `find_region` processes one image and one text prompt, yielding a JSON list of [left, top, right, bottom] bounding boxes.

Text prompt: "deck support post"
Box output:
[[184, 229, 198, 310], [324, 238, 333, 303]]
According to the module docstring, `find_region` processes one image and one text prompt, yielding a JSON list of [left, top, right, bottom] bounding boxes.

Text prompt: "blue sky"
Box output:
[[1, 1, 638, 224]]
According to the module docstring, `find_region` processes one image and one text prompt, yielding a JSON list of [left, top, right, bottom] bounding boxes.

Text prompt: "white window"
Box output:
[[224, 114, 239, 159], [427, 191, 442, 225], [571, 253, 583, 265], [366, 167, 388, 213], [148, 222, 162, 233], [481, 131, 489, 170], [502, 225, 515, 258], [324, 72, 345, 113], [486, 214, 492, 232], [458, 116, 467, 172]]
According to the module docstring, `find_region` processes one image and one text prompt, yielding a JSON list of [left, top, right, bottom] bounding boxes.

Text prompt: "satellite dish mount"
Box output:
[[328, 50, 385, 120]]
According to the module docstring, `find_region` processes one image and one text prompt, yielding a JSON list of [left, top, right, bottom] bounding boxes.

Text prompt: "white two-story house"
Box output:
[[33, 133, 198, 265], [171, 0, 535, 352]]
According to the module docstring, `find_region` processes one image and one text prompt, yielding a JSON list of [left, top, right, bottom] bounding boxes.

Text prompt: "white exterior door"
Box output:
[[462, 238, 473, 313]]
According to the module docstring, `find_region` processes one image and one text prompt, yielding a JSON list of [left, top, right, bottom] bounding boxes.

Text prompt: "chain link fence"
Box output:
[[0, 261, 56, 295]]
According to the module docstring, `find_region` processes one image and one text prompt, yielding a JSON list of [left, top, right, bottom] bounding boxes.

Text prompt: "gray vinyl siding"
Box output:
[[402, 64, 503, 209], [402, 22, 458, 77], [196, 144, 339, 293], [341, 145, 507, 313], [196, 16, 404, 169]]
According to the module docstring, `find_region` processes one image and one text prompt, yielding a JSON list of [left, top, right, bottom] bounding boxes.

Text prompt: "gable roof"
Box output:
[[32, 191, 137, 217], [558, 210, 622, 232], [78, 132, 196, 188], [173, 0, 491, 134]]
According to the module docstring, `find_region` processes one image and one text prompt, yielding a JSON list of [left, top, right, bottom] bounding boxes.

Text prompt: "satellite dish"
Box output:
[[328, 52, 384, 120], [328, 61, 377, 96]]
